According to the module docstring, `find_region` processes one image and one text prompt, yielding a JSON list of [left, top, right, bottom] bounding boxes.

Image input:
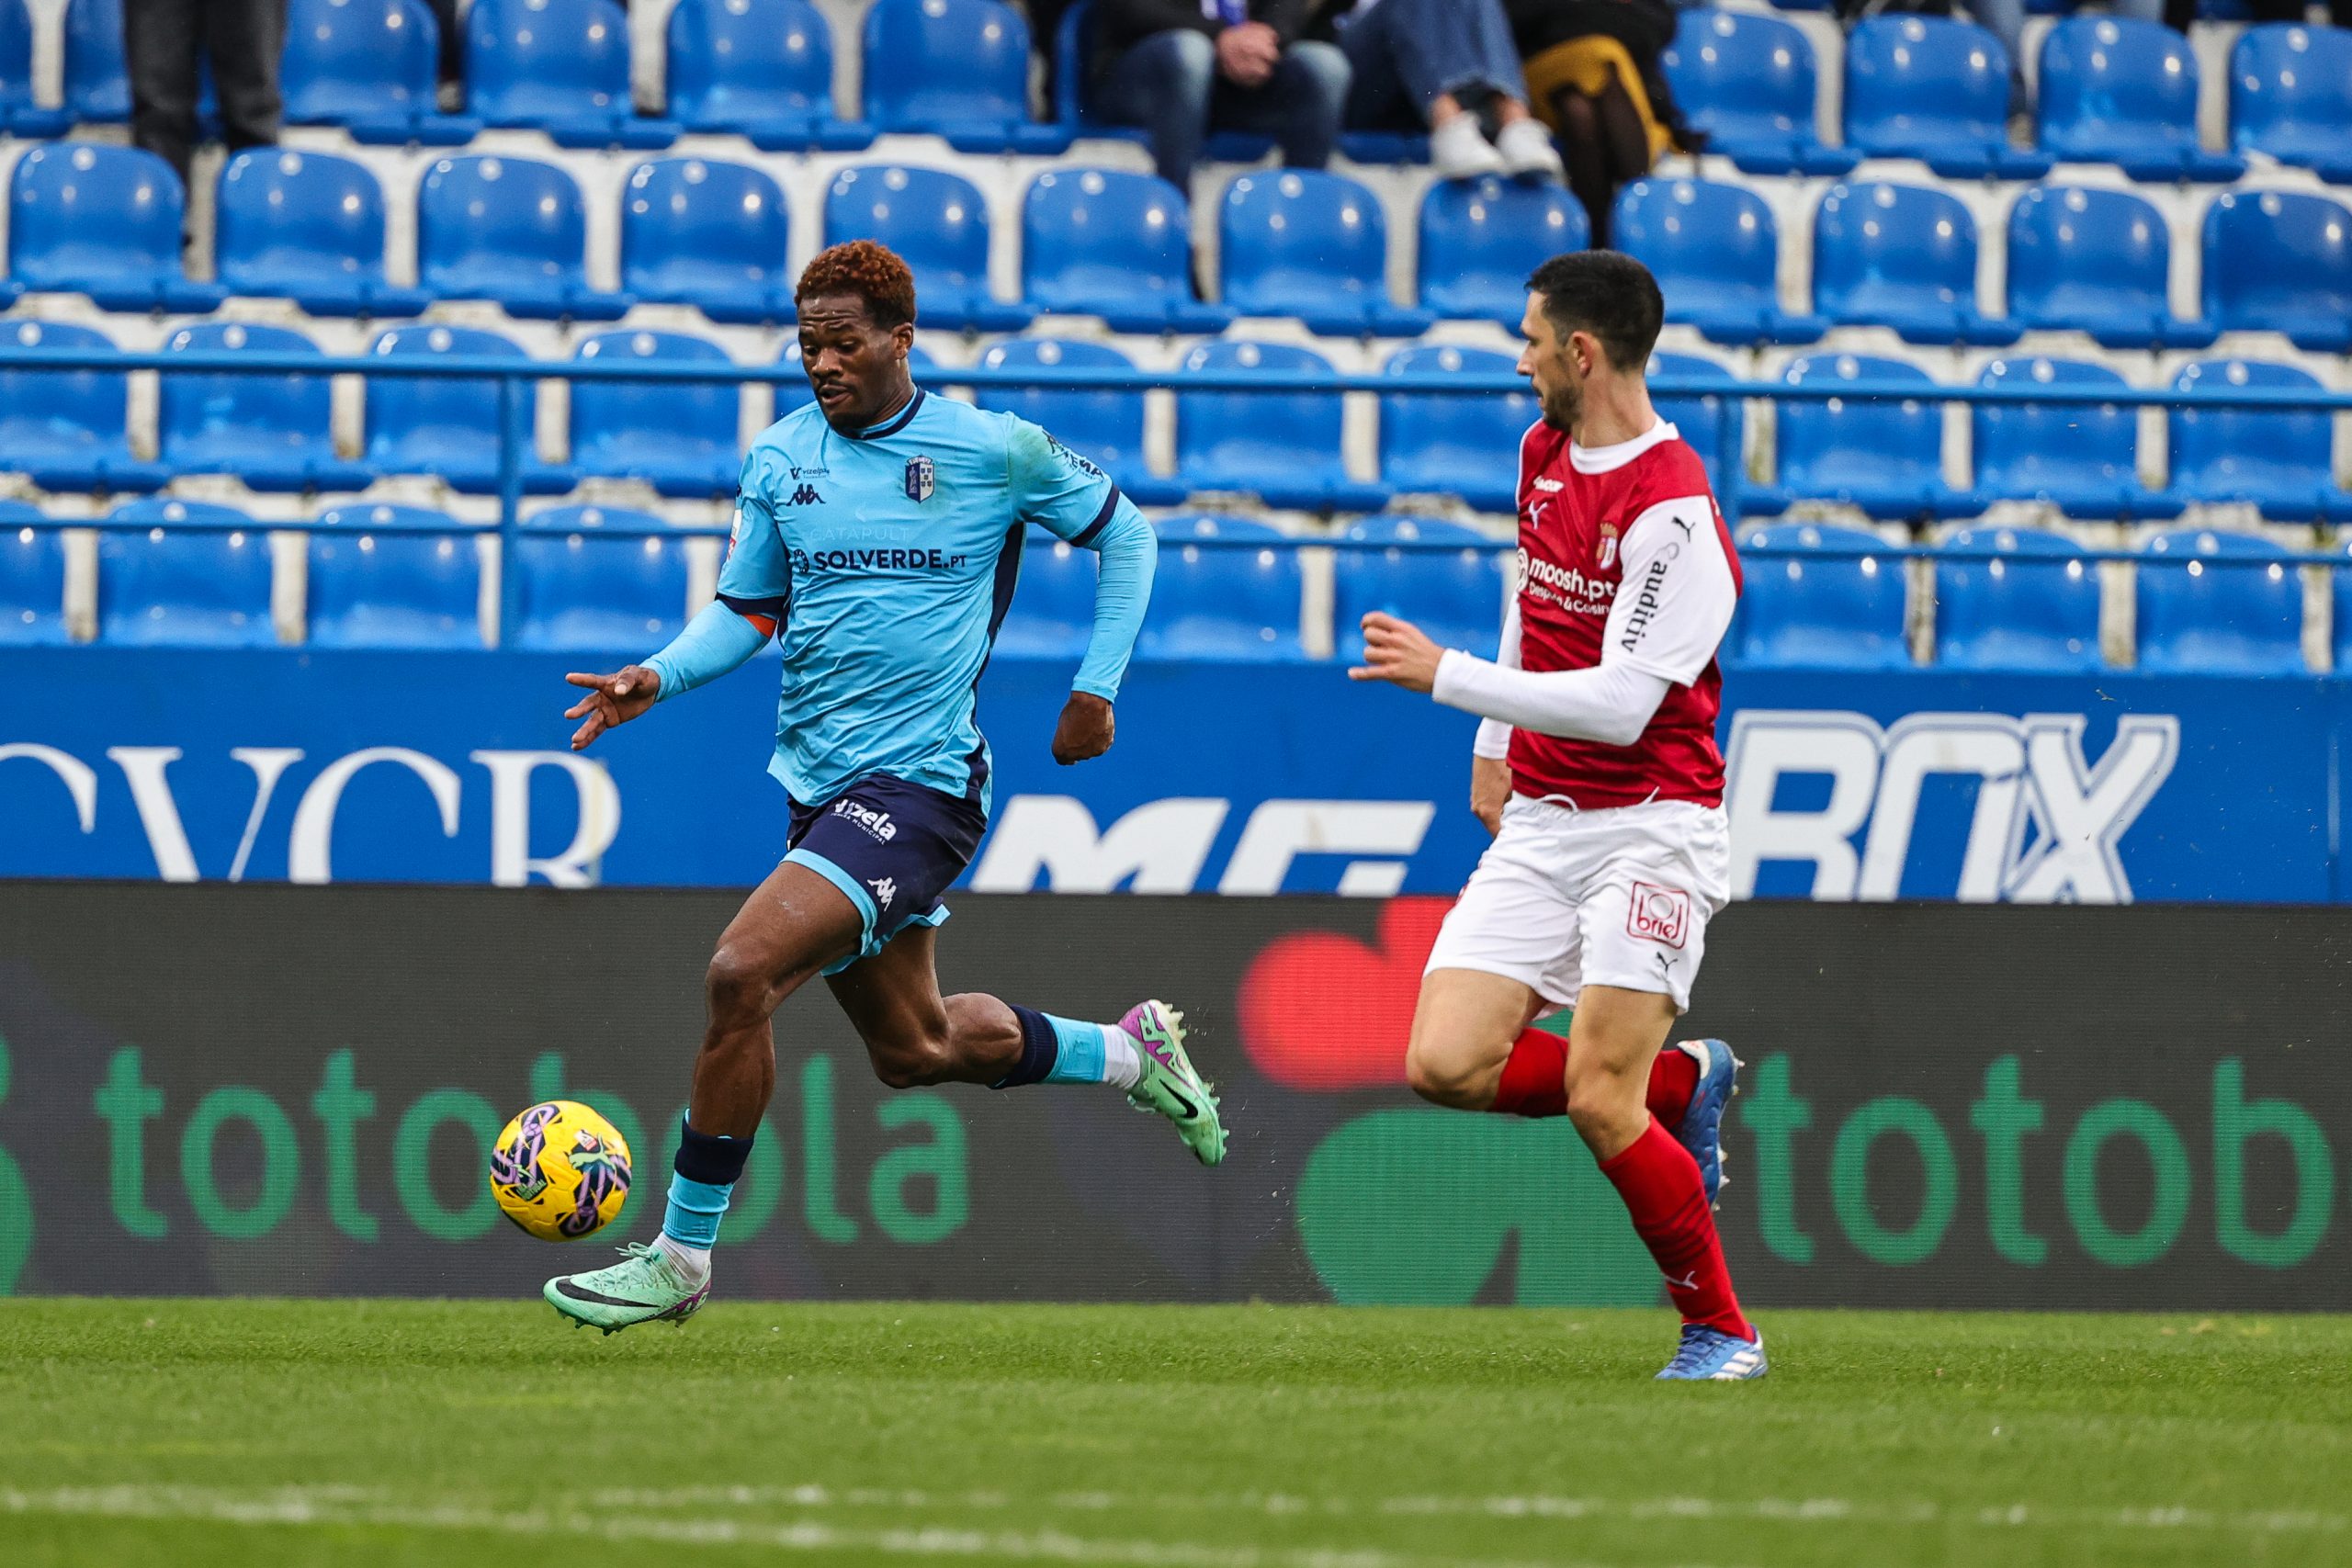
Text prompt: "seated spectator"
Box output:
[[1090, 0, 1351, 191], [126, 0, 286, 186], [1505, 0, 1690, 243], [1331, 0, 1566, 181]]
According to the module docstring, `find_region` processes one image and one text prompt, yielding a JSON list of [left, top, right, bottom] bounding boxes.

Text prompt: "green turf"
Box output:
[[2, 1301, 2345, 1568]]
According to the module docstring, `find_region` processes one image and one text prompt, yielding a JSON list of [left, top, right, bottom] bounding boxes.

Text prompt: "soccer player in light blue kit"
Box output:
[[544, 242, 1225, 1333]]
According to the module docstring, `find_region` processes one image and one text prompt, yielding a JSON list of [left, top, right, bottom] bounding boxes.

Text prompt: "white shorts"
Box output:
[[1424, 795, 1731, 1013]]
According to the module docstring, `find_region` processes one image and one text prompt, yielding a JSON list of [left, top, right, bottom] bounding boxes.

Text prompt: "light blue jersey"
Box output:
[[646, 388, 1153, 815]]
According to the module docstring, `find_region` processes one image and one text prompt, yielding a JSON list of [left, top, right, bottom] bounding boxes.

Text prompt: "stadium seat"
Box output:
[[96, 500, 276, 648], [308, 503, 485, 649], [1752, 354, 1982, 522], [0, 320, 166, 493], [973, 339, 1182, 506], [281, 0, 478, 143], [214, 149, 429, 317], [465, 0, 676, 146], [1973, 356, 2179, 521], [415, 154, 632, 320], [1330, 516, 1506, 661], [1731, 522, 1910, 668], [1378, 344, 1532, 513], [2007, 186, 2215, 350], [0, 0, 66, 137], [160, 321, 374, 492], [620, 158, 795, 325], [822, 164, 1029, 332], [568, 330, 741, 497], [1649, 349, 1741, 498], [2202, 190, 2352, 351], [1813, 181, 2017, 346], [0, 501, 66, 645], [1418, 176, 1589, 323], [1174, 340, 1389, 513], [509, 505, 689, 651], [997, 528, 1098, 660], [1933, 525, 2101, 671], [1219, 171, 1431, 336], [62, 0, 127, 121], [2231, 25, 2352, 181], [665, 0, 872, 149], [2167, 359, 2352, 522], [860, 0, 1070, 153], [2334, 541, 2352, 673], [2137, 527, 2305, 673], [1022, 169, 1231, 333], [1844, 16, 2050, 177], [1139, 516, 1305, 660], [366, 323, 567, 494], [1661, 8, 1855, 176], [1611, 178, 1824, 345], [2037, 17, 2243, 181], [7, 144, 223, 312], [1049, 1, 1149, 146]]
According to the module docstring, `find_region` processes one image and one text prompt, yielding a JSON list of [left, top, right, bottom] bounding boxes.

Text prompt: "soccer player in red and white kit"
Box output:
[[1351, 251, 1763, 1381]]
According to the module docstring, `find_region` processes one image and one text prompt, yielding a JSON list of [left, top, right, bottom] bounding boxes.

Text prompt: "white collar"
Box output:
[[1568, 419, 1679, 474]]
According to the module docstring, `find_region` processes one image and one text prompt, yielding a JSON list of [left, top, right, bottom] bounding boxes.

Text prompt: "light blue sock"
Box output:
[[662, 1173, 733, 1249], [1041, 1014, 1141, 1089]]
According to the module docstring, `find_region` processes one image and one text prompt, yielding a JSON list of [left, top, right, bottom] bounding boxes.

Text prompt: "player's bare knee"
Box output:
[[1405, 1036, 1493, 1110], [1563, 1068, 1645, 1145], [871, 1033, 954, 1089], [704, 943, 783, 1031]]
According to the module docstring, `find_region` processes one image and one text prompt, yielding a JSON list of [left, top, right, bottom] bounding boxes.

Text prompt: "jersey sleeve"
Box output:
[[717, 449, 793, 633], [1004, 414, 1123, 545], [1604, 495, 1736, 686]]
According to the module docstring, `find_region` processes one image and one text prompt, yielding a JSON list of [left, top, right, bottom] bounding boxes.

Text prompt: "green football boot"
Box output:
[[1119, 999, 1227, 1167], [544, 1242, 710, 1335]]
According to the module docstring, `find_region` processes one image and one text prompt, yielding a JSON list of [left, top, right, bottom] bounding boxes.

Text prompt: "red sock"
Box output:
[[1489, 1030, 1701, 1125], [1596, 1117, 1752, 1339]]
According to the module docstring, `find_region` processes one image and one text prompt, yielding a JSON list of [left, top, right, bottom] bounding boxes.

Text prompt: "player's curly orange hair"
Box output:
[[795, 241, 917, 328]]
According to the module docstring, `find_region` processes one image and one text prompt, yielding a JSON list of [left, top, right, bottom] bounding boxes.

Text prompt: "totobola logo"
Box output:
[[904, 455, 934, 502]]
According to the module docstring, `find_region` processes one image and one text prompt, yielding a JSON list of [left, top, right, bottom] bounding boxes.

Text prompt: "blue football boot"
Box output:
[[1671, 1039, 1739, 1208], [1656, 1325, 1768, 1382]]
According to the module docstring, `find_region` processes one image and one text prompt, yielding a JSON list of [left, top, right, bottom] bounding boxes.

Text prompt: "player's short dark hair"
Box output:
[[1525, 252, 1664, 371], [796, 240, 917, 328]]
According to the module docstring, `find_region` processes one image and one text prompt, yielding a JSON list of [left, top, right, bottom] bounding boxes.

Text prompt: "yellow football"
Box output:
[[488, 1100, 634, 1242]]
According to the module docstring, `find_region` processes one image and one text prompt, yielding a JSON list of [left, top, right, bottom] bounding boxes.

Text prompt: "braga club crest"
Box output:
[[905, 455, 935, 502], [1597, 523, 1620, 570]]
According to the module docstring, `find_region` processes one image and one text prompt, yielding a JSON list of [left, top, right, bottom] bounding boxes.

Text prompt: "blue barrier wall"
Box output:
[[0, 649, 2336, 901]]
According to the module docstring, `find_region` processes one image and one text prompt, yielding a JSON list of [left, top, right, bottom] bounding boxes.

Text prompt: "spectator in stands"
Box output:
[[1327, 0, 1567, 181], [1503, 0, 1689, 243], [1089, 0, 1351, 190], [125, 0, 287, 187]]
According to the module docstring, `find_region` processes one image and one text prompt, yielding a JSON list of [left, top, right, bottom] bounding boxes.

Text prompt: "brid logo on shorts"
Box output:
[[831, 799, 899, 841], [1627, 881, 1690, 949]]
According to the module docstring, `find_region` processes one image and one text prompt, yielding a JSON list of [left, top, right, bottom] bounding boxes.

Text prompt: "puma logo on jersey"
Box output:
[[785, 484, 824, 507]]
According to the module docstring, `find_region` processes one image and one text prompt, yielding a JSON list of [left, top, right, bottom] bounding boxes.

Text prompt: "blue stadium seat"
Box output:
[[2168, 359, 2352, 522], [308, 503, 484, 649], [510, 506, 689, 651], [1175, 341, 1389, 513], [1732, 523, 1910, 668], [665, 0, 871, 148], [466, 0, 676, 146], [1752, 354, 1982, 522], [1662, 8, 1854, 176], [861, 0, 1069, 153], [568, 330, 741, 497], [2038, 17, 2243, 181], [62, 0, 126, 121], [1051, 1, 1148, 145], [1934, 525, 2100, 671], [0, 0, 66, 137], [214, 149, 429, 317], [2231, 25, 2352, 182], [620, 157, 794, 325], [2007, 185, 2214, 350], [281, 0, 478, 143], [97, 500, 276, 648], [1022, 169, 1230, 333], [366, 323, 568, 494], [7, 144, 223, 312], [2334, 541, 2352, 672], [974, 338, 1181, 506], [1611, 178, 1824, 345], [0, 502, 66, 645], [1973, 356, 2179, 521], [1220, 171, 1431, 336], [160, 322, 374, 492], [1814, 181, 2016, 345], [998, 528, 1098, 660], [1139, 516, 1305, 660], [823, 164, 1028, 332], [1418, 176, 1589, 323], [1378, 344, 1533, 513], [1331, 516, 1505, 661], [1844, 16, 2050, 177], [2137, 527, 2304, 673], [1649, 349, 1740, 497], [2202, 190, 2352, 351], [416, 154, 632, 320], [0, 320, 166, 492]]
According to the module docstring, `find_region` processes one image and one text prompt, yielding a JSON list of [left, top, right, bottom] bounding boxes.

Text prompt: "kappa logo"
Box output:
[[1627, 881, 1691, 949], [868, 876, 897, 910], [831, 799, 899, 841], [785, 483, 824, 507], [904, 455, 934, 502]]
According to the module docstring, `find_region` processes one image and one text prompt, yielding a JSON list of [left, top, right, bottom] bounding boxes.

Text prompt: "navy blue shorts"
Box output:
[[785, 774, 988, 974]]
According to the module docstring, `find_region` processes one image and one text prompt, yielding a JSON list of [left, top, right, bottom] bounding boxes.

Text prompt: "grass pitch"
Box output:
[[2, 1301, 2345, 1568]]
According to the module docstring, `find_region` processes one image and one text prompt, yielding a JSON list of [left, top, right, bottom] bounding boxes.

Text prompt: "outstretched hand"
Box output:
[[1348, 612, 1444, 694], [1052, 692, 1115, 764], [564, 666, 662, 750]]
